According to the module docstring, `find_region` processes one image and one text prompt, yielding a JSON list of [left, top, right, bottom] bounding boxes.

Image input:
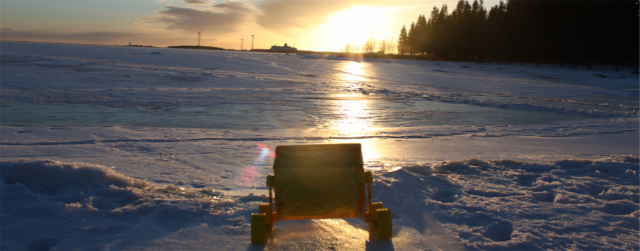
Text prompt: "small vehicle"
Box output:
[[251, 143, 392, 243]]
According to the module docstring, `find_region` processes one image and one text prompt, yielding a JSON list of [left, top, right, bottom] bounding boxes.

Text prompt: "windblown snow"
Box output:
[[1, 41, 638, 250]]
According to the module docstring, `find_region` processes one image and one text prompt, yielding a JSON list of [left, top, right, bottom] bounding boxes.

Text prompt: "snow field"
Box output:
[[1, 41, 638, 250]]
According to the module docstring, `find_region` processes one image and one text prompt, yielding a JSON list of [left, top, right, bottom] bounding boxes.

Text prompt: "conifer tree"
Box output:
[[415, 15, 429, 55], [398, 26, 408, 55], [395, 0, 638, 68], [407, 22, 416, 55]]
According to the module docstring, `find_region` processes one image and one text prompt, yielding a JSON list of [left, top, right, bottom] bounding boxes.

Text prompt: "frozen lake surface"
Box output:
[[1, 41, 638, 250], [1, 42, 637, 134]]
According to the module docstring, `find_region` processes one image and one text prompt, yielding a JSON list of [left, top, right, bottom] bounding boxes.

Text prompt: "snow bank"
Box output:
[[2, 156, 637, 250], [386, 155, 639, 250], [1, 160, 246, 250]]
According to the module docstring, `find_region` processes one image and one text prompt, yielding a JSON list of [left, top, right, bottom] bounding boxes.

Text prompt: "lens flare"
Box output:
[[237, 143, 275, 187], [256, 143, 276, 159]]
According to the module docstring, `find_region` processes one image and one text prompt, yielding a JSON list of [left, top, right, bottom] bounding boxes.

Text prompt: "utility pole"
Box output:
[[241, 37, 243, 50], [251, 34, 254, 50]]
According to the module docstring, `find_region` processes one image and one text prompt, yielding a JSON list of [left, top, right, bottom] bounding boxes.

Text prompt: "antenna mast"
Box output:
[[241, 37, 243, 50]]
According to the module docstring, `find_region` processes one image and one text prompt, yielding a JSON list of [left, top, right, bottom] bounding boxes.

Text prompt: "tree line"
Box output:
[[397, 0, 639, 69], [341, 37, 397, 54]]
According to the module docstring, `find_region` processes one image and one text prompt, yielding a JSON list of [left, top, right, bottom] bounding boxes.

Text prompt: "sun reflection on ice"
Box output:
[[342, 61, 366, 84], [328, 62, 387, 164], [334, 97, 372, 136], [333, 61, 373, 137]]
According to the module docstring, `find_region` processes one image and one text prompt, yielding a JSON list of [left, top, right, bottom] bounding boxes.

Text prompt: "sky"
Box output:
[[0, 0, 502, 52]]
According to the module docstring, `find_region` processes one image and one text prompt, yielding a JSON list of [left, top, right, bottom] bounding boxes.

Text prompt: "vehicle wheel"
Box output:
[[368, 202, 384, 231], [251, 213, 267, 244], [258, 203, 273, 234], [376, 208, 392, 239]]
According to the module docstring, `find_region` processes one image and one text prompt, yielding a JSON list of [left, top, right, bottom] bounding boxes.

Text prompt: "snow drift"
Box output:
[[2, 156, 638, 250]]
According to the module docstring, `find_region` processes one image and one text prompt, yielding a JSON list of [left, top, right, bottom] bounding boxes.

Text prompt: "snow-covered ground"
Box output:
[[1, 41, 638, 250]]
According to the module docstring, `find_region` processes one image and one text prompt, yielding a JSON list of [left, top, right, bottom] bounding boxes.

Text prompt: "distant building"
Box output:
[[270, 43, 298, 53]]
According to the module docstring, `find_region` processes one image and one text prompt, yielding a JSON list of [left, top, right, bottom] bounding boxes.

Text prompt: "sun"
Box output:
[[319, 6, 386, 50]]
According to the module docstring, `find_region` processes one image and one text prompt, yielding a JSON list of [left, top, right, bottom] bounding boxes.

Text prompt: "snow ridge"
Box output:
[[386, 156, 639, 250]]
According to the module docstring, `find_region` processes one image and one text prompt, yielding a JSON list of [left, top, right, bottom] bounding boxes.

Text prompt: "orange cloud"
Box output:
[[141, 0, 373, 35]]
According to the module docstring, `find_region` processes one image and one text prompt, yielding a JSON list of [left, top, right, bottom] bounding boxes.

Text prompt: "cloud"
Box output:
[[183, 0, 210, 4], [140, 1, 255, 34], [1, 28, 16, 31], [142, 0, 364, 35], [142, 0, 402, 36]]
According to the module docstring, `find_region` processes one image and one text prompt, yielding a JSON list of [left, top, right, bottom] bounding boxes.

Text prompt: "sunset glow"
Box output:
[[323, 6, 385, 46], [0, 0, 502, 51]]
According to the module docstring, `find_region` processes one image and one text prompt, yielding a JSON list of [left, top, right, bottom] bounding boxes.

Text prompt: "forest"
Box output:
[[396, 0, 639, 69]]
